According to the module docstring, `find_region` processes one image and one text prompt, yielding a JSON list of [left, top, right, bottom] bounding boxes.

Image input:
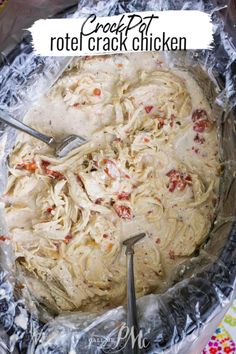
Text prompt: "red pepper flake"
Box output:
[[155, 238, 161, 244], [145, 106, 153, 114], [166, 169, 192, 192], [63, 234, 73, 244], [194, 133, 205, 144], [143, 137, 150, 143], [169, 250, 175, 260], [103, 234, 109, 239], [0, 235, 10, 241], [93, 88, 101, 96], [192, 109, 208, 122], [114, 205, 132, 219], [73, 103, 81, 109], [117, 192, 130, 200], [116, 63, 123, 68], [103, 159, 120, 179]]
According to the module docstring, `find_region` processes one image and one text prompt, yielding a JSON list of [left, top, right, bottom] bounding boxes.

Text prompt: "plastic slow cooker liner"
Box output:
[[0, 0, 235, 353]]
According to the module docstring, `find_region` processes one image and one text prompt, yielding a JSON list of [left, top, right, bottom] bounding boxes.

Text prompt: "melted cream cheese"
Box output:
[[4, 52, 220, 313]]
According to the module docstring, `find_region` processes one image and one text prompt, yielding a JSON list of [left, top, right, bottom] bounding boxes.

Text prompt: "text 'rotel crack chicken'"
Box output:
[[3, 53, 220, 313]]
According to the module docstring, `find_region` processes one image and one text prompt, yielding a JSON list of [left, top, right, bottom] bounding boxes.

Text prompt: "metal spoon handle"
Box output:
[[0, 110, 55, 146], [126, 250, 140, 354]]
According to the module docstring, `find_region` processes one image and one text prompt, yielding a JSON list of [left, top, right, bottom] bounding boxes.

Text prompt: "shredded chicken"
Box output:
[[3, 53, 220, 312]]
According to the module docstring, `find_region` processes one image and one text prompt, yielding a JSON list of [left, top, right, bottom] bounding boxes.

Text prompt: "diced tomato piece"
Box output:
[[47, 207, 53, 213], [41, 160, 51, 168], [103, 159, 120, 179], [114, 205, 132, 219], [46, 169, 64, 180], [93, 88, 101, 96], [185, 175, 192, 182], [145, 106, 153, 114], [166, 170, 192, 192], [168, 180, 178, 192], [41, 160, 64, 180], [178, 180, 187, 191], [192, 109, 208, 122], [0, 235, 10, 241], [117, 192, 130, 200], [95, 198, 103, 204], [26, 163, 37, 171], [166, 169, 177, 178], [193, 119, 211, 133], [63, 234, 73, 244], [156, 117, 165, 129], [192, 109, 211, 132], [17, 162, 37, 172]]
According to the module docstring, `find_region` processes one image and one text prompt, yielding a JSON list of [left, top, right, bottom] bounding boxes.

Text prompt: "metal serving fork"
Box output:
[[123, 233, 146, 354], [0, 110, 87, 157]]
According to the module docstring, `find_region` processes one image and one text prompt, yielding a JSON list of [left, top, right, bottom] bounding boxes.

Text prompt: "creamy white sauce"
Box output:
[[5, 52, 220, 313]]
